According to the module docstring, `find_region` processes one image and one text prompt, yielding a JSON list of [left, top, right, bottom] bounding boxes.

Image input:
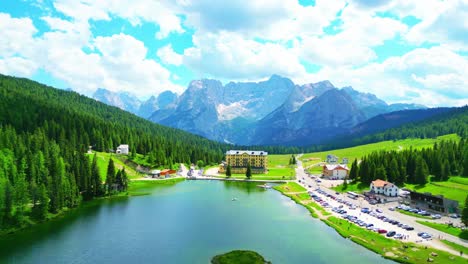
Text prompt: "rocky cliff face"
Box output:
[[93, 75, 427, 146]]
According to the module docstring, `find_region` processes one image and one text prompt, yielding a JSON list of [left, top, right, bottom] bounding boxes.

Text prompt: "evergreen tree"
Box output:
[[342, 177, 348, 190], [387, 158, 399, 184], [442, 160, 450, 181], [226, 164, 232, 178], [115, 170, 123, 192], [34, 184, 49, 221], [246, 163, 252, 179], [432, 153, 443, 181], [91, 154, 103, 197], [463, 146, 468, 177], [121, 168, 128, 191], [462, 195, 468, 227], [414, 156, 429, 185], [106, 158, 116, 193], [349, 159, 358, 182]]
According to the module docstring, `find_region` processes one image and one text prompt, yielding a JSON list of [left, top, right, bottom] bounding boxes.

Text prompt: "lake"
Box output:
[[0, 180, 393, 263]]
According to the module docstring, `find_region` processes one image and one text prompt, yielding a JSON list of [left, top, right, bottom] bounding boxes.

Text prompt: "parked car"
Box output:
[[386, 231, 396, 237], [388, 207, 395, 211], [378, 229, 388, 234], [421, 233, 432, 239], [431, 214, 442, 219], [394, 233, 403, 239]]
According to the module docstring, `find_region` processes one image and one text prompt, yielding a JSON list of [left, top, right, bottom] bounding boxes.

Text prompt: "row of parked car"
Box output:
[[340, 214, 406, 239], [363, 208, 417, 231], [395, 204, 442, 219]]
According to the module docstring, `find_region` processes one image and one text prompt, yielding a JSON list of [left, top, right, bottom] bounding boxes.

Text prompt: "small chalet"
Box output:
[[116, 144, 129, 155], [326, 154, 338, 164], [370, 179, 399, 197], [322, 164, 349, 179]]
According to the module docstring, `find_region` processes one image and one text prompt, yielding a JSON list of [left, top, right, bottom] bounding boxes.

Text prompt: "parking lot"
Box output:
[[293, 161, 468, 255]]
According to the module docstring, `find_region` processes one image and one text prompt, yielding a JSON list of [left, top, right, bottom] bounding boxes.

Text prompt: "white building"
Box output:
[[322, 164, 349, 179], [116, 144, 129, 155], [370, 179, 399, 197], [326, 154, 338, 164]]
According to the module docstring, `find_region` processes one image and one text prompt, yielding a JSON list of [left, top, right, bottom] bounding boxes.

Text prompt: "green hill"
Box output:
[[301, 134, 460, 170], [0, 74, 230, 233]]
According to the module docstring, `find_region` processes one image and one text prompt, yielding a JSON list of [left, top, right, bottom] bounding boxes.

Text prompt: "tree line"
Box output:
[[348, 139, 468, 186]]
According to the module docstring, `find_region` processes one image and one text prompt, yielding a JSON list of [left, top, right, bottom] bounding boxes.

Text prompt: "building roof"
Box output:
[[226, 150, 268, 156], [371, 179, 396, 188], [324, 164, 349, 171], [118, 144, 129, 148]]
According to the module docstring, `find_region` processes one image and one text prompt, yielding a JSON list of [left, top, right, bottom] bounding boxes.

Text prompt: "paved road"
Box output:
[[294, 160, 467, 258]]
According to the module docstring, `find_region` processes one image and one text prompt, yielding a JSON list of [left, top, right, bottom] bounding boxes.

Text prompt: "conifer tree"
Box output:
[[226, 164, 232, 178], [106, 158, 116, 193], [349, 159, 358, 182], [91, 154, 103, 197], [415, 156, 428, 185], [462, 195, 468, 227], [246, 163, 252, 179]]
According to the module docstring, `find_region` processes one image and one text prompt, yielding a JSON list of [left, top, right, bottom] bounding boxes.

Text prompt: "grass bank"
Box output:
[[128, 177, 186, 196], [441, 240, 468, 255], [416, 221, 468, 240]]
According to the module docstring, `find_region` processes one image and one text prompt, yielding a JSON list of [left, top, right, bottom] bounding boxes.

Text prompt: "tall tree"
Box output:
[[414, 156, 429, 185], [226, 164, 232, 178], [348, 159, 358, 182], [91, 154, 103, 197], [246, 163, 252, 179], [462, 195, 468, 227], [106, 158, 116, 193]]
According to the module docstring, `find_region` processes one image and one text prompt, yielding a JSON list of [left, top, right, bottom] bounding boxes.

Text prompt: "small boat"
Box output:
[[232, 198, 238, 201], [257, 184, 272, 189]]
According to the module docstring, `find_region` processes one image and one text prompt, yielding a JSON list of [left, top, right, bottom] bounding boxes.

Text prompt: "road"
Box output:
[[294, 159, 467, 258]]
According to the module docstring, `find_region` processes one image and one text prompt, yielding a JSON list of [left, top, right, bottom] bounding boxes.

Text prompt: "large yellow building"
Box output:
[[219, 150, 268, 174]]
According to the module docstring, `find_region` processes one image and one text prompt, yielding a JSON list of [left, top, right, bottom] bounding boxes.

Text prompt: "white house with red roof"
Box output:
[[370, 179, 399, 197], [322, 164, 349, 179]]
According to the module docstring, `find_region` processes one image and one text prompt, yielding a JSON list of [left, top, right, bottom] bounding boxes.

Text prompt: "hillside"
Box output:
[[300, 134, 460, 171], [0, 74, 229, 233]]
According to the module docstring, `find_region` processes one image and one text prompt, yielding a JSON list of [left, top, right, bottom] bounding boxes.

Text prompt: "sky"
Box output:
[[0, 0, 467, 106]]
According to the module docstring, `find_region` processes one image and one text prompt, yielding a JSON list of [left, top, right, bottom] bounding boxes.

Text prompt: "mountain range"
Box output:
[[93, 75, 425, 146]]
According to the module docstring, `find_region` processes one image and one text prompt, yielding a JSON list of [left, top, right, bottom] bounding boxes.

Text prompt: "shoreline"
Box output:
[[273, 183, 467, 263]]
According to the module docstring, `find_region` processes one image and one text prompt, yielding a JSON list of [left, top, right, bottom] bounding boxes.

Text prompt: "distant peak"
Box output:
[[269, 74, 285, 80]]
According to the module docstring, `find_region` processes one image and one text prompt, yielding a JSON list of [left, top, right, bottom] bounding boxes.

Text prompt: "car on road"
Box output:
[[386, 231, 396, 237], [378, 229, 388, 234], [376, 209, 383, 213], [394, 233, 403, 239], [431, 214, 441, 219], [421, 233, 432, 239], [388, 207, 395, 211]]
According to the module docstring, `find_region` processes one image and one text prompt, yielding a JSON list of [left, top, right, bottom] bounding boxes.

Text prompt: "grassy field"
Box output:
[[86, 152, 141, 180], [300, 134, 460, 168], [416, 220, 468, 239], [405, 177, 468, 206]]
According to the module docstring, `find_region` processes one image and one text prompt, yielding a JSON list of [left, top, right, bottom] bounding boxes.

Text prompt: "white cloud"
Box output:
[[308, 46, 468, 106], [181, 0, 346, 40], [53, 0, 184, 39], [183, 32, 306, 80], [157, 44, 183, 66], [0, 13, 38, 76], [405, 0, 468, 51]]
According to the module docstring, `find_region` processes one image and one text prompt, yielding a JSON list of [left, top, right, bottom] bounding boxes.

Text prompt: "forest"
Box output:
[[349, 139, 468, 186], [0, 74, 230, 231]]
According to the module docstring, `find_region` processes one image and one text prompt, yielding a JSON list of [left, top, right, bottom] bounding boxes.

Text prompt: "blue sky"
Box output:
[[0, 0, 467, 106]]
